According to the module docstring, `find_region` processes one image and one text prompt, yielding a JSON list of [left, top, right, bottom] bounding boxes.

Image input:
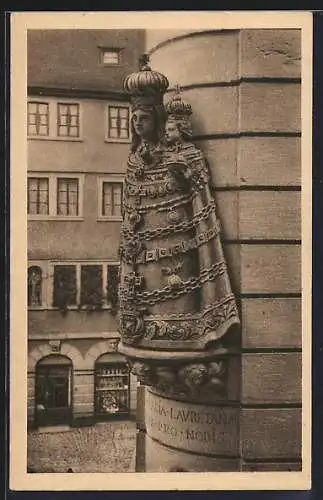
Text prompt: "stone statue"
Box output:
[[118, 55, 240, 396]]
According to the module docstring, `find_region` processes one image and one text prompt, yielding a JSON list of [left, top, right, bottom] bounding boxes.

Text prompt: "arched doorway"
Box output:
[[94, 353, 130, 419], [35, 355, 72, 427]]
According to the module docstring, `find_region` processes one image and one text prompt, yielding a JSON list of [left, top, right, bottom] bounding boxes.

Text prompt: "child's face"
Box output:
[[165, 120, 181, 144]]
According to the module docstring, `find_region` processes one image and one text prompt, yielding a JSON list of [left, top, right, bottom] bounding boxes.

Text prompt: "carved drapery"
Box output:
[[117, 56, 240, 389]]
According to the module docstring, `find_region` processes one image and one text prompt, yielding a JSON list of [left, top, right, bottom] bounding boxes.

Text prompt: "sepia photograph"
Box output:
[[10, 11, 312, 491]]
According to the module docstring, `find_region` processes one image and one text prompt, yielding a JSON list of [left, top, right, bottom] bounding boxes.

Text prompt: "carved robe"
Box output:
[[118, 139, 240, 350]]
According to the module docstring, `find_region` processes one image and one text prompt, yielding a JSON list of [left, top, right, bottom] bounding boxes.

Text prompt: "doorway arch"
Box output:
[[35, 354, 72, 427]]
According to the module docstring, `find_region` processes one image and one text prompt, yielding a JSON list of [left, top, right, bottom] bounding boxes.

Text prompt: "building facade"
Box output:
[[27, 30, 145, 428]]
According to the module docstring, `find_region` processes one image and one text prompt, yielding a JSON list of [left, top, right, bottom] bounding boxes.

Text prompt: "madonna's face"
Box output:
[[132, 109, 156, 141]]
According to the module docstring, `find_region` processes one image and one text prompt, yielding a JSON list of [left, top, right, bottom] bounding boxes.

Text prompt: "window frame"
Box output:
[[105, 102, 131, 144], [56, 102, 81, 139], [49, 261, 120, 311], [27, 101, 50, 137], [27, 98, 83, 142], [27, 172, 84, 221], [27, 176, 50, 216], [97, 175, 124, 221], [99, 47, 122, 67]]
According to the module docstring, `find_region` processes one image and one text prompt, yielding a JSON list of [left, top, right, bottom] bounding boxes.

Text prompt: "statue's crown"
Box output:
[[165, 86, 192, 118], [123, 54, 169, 107]]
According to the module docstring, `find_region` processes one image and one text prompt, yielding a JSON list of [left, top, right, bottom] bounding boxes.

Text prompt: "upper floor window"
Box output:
[[27, 98, 82, 141], [101, 48, 120, 66], [28, 102, 49, 136], [98, 176, 124, 220], [102, 182, 123, 218], [57, 103, 80, 138], [28, 177, 49, 215], [105, 103, 130, 144], [28, 173, 84, 220], [57, 178, 79, 216]]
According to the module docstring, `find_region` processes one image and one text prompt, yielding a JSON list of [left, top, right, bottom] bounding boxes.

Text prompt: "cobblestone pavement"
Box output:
[[27, 421, 136, 473]]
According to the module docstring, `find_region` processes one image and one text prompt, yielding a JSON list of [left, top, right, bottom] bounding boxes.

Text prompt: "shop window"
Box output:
[[95, 353, 130, 418], [35, 355, 72, 427]]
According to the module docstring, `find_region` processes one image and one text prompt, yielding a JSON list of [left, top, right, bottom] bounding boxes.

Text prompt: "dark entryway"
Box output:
[[35, 355, 72, 427]]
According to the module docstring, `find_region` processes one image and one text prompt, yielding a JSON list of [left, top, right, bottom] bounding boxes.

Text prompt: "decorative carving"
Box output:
[[120, 307, 145, 345], [118, 57, 240, 370], [144, 320, 196, 341], [119, 235, 145, 264], [129, 357, 228, 400], [161, 262, 183, 289], [130, 361, 155, 386], [108, 339, 119, 352], [49, 340, 61, 353]]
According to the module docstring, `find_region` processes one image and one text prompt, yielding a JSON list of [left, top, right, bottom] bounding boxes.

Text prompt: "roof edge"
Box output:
[[27, 86, 130, 102]]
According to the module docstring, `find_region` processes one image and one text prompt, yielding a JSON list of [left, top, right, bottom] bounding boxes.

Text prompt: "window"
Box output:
[[57, 103, 80, 138], [98, 176, 124, 220], [53, 265, 77, 309], [95, 355, 130, 418], [102, 182, 123, 217], [51, 262, 119, 310], [27, 173, 84, 219], [108, 106, 130, 140], [105, 104, 130, 143], [28, 177, 49, 215], [27, 98, 82, 141], [28, 102, 49, 136], [80, 265, 103, 307], [57, 178, 79, 216], [28, 266, 42, 306], [101, 49, 120, 65]]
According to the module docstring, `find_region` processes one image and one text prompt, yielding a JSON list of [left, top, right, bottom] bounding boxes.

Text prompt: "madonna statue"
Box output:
[[118, 56, 240, 391]]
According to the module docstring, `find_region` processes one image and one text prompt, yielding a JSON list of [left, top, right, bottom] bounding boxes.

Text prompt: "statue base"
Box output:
[[141, 389, 240, 472]]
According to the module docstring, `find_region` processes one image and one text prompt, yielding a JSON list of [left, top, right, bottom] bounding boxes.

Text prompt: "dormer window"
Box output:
[[101, 48, 120, 66]]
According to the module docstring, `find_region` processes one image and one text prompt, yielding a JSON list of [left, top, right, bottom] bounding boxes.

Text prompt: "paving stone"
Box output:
[[27, 420, 136, 473]]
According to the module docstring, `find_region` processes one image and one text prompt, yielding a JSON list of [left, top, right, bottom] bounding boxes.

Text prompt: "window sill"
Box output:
[[28, 136, 84, 143], [104, 138, 131, 145], [97, 216, 123, 222], [37, 305, 117, 312], [28, 216, 84, 221]]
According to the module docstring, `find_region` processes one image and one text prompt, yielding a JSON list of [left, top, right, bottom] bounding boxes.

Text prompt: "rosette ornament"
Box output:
[[123, 54, 169, 107]]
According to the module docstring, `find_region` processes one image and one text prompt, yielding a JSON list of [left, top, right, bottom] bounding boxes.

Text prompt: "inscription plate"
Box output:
[[145, 390, 239, 456]]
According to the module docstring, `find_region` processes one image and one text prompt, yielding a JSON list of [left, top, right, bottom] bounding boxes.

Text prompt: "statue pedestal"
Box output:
[[143, 389, 240, 472]]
